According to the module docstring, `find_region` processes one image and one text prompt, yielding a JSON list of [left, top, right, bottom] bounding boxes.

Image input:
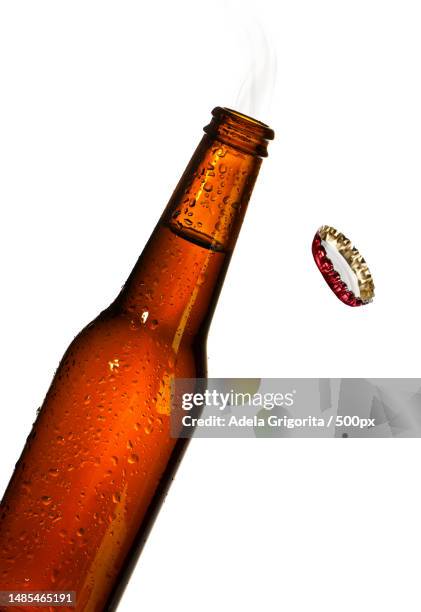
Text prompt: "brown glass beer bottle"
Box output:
[[0, 108, 274, 611]]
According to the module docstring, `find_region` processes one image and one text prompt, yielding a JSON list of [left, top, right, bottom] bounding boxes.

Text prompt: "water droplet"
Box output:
[[51, 568, 59, 583], [197, 273, 207, 286], [149, 319, 159, 330], [128, 453, 139, 464], [203, 182, 213, 192], [41, 496, 52, 506], [111, 456, 118, 466], [52, 515, 62, 524], [112, 492, 121, 504], [77, 528, 85, 537], [108, 359, 120, 372], [219, 164, 227, 174]]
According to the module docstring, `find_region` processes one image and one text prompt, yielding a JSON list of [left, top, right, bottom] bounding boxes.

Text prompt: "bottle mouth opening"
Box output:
[[223, 107, 270, 127], [212, 107, 275, 141], [206, 107, 275, 157]]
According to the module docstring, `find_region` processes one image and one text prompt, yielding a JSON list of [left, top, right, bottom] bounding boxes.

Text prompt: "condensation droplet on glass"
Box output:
[[197, 273, 207, 286], [21, 482, 31, 493], [108, 359, 120, 372], [52, 514, 62, 524], [51, 568, 59, 583]]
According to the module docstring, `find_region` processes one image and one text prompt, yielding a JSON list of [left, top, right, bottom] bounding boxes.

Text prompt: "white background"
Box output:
[[1, 0, 421, 610]]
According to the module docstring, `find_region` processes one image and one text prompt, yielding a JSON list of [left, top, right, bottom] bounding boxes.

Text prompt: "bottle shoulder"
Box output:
[[58, 308, 204, 382]]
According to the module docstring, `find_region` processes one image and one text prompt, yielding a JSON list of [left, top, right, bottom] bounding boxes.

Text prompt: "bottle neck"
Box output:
[[116, 108, 274, 346]]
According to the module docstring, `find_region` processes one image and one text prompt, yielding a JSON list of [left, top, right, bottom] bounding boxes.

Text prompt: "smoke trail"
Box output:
[[228, 1, 277, 120]]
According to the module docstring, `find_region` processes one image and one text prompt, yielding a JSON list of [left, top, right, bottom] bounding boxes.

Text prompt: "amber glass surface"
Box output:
[[0, 108, 274, 611]]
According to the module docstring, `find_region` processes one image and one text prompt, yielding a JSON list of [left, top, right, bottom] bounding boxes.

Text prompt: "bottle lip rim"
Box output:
[[212, 106, 275, 141]]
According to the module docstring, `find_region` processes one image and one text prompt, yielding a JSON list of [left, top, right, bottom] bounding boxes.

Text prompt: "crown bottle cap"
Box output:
[[312, 225, 375, 307]]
